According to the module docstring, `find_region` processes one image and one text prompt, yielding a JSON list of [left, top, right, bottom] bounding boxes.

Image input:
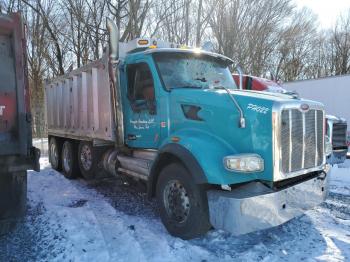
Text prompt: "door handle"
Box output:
[[127, 134, 137, 140]]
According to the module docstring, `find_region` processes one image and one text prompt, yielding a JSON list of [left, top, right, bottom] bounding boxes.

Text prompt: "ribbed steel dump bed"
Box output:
[[45, 53, 116, 143]]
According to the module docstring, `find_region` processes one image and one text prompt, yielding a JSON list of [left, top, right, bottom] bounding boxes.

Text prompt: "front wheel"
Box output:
[[156, 163, 211, 239]]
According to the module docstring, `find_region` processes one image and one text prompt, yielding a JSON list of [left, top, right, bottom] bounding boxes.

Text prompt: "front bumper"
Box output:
[[207, 166, 330, 235]]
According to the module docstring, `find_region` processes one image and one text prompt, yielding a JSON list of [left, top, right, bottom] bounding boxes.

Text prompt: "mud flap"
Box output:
[[0, 171, 27, 235], [31, 147, 41, 172]]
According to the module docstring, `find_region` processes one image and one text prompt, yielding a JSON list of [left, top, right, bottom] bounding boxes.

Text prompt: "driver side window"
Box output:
[[127, 63, 156, 115]]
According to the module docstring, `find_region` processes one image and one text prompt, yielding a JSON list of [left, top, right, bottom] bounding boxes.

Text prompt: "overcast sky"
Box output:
[[294, 0, 350, 28]]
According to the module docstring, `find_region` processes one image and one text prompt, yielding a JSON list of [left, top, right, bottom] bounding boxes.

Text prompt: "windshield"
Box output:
[[153, 52, 237, 90]]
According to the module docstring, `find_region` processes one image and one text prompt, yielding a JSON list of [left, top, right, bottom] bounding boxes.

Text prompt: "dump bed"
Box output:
[[0, 12, 31, 156], [45, 52, 116, 143]]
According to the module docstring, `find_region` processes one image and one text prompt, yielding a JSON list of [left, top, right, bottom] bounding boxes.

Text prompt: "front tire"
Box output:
[[156, 163, 211, 239], [61, 141, 79, 179], [78, 141, 97, 180], [0, 172, 27, 235]]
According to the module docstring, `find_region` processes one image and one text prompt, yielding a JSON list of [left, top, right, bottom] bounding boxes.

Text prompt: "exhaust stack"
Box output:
[[106, 17, 125, 147], [106, 18, 119, 62]]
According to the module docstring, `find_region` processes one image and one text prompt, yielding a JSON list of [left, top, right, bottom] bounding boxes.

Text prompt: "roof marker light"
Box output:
[[138, 39, 149, 45]]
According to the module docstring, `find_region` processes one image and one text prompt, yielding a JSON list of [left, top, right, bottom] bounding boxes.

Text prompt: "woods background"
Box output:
[[1, 0, 350, 137]]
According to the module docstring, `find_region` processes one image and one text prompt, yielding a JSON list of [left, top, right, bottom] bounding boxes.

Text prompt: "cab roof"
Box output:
[[142, 48, 234, 64], [123, 46, 234, 65]]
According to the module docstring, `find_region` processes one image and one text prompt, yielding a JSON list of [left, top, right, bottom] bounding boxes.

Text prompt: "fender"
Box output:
[[147, 143, 207, 198], [148, 129, 259, 198]]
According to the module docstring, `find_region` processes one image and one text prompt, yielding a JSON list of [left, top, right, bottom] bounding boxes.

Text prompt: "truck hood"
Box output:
[[169, 88, 324, 184], [171, 88, 323, 111]]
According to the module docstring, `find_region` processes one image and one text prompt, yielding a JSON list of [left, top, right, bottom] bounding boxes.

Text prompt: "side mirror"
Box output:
[[236, 66, 243, 90]]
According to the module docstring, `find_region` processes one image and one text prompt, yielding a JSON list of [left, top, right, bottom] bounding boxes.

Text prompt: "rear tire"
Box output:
[[49, 137, 61, 171], [156, 163, 211, 239], [61, 141, 79, 179], [0, 172, 27, 236], [78, 141, 97, 180]]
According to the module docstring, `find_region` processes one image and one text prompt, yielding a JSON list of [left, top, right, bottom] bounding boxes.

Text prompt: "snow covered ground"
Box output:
[[1, 140, 349, 261]]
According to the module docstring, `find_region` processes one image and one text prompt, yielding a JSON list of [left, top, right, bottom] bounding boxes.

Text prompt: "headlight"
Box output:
[[325, 135, 332, 156], [224, 154, 264, 172]]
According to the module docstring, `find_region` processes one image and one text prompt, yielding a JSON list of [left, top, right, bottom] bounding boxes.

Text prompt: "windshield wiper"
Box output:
[[282, 90, 300, 99], [194, 77, 207, 82], [172, 85, 203, 89]]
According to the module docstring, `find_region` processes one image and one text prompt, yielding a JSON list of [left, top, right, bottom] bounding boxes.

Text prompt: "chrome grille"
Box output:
[[316, 112, 324, 165], [281, 108, 324, 174]]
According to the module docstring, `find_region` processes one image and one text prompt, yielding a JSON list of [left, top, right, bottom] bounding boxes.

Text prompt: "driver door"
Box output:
[[124, 61, 160, 148]]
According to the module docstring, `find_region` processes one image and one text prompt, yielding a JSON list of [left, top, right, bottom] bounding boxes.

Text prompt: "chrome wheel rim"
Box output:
[[163, 180, 190, 223], [50, 142, 58, 167], [63, 145, 71, 172], [80, 145, 92, 171]]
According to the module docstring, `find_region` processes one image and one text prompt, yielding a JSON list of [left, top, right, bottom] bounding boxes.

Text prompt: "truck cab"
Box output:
[[121, 48, 237, 151], [46, 21, 330, 239]]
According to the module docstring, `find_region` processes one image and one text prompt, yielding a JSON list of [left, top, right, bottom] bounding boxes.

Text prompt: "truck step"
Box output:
[[117, 167, 148, 181], [117, 155, 152, 176], [132, 149, 157, 161]]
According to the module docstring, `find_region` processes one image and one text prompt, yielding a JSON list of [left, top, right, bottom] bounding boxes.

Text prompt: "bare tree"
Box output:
[[22, 0, 66, 75], [86, 0, 107, 60], [63, 0, 91, 67], [273, 8, 318, 81], [210, 0, 294, 76], [25, 5, 48, 137], [0, 0, 18, 13], [331, 10, 350, 75]]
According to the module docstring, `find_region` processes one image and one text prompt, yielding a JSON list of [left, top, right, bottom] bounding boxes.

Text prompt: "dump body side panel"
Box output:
[[0, 12, 32, 157], [45, 54, 116, 142]]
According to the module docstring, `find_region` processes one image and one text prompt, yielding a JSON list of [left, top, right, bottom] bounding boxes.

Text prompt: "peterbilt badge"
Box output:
[[300, 104, 310, 111]]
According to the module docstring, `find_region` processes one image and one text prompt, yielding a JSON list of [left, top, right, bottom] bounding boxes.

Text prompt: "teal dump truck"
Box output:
[[45, 19, 330, 239]]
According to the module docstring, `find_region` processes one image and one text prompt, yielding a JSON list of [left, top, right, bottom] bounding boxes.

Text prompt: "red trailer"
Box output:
[[232, 74, 285, 93], [0, 12, 40, 235]]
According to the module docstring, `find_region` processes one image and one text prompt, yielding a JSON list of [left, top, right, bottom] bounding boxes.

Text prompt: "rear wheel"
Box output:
[[0, 172, 27, 236], [61, 141, 79, 179], [49, 137, 61, 171], [78, 141, 97, 180], [156, 163, 211, 239]]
